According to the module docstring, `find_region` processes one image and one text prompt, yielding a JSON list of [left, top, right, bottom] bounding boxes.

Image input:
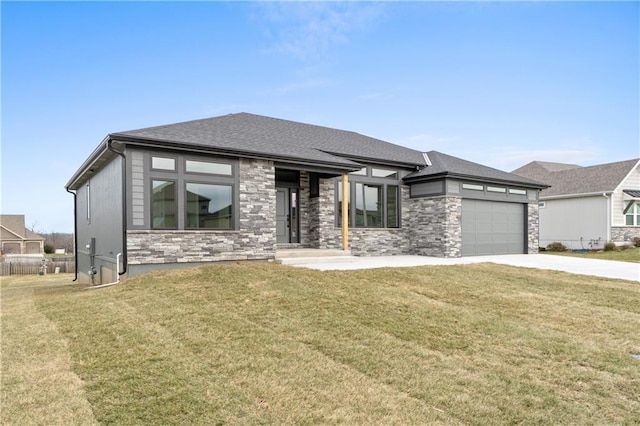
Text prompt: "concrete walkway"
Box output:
[[279, 254, 640, 282]]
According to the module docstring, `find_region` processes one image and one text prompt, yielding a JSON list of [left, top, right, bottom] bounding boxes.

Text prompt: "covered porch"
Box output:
[[274, 167, 350, 251]]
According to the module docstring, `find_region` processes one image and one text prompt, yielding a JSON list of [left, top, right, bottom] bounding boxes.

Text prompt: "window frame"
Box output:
[[147, 152, 238, 231], [151, 155, 177, 171], [184, 159, 233, 176], [184, 181, 235, 230], [151, 179, 178, 230], [336, 166, 403, 229], [625, 202, 640, 226], [462, 183, 484, 191], [508, 188, 527, 195]]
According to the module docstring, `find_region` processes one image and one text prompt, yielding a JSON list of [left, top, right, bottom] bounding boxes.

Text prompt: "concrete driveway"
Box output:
[[280, 254, 640, 282]]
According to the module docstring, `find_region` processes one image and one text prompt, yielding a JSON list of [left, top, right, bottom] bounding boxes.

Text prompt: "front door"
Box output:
[[276, 188, 299, 244]]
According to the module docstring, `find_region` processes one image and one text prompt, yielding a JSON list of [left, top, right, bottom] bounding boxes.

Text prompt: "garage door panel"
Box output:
[[507, 222, 523, 232], [492, 222, 508, 233], [462, 199, 525, 256], [476, 212, 492, 222], [476, 233, 493, 243]]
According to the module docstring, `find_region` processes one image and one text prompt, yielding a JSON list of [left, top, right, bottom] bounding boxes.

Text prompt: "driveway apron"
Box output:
[[280, 254, 640, 282]]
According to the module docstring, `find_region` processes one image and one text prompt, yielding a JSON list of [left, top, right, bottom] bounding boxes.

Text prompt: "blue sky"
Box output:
[[2, 1, 638, 233]]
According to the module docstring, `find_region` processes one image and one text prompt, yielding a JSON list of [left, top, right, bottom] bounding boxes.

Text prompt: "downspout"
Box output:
[[107, 140, 128, 276], [88, 253, 121, 289], [603, 193, 611, 243], [65, 187, 78, 281]]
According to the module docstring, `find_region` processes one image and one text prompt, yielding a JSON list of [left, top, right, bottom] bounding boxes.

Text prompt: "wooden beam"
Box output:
[[341, 174, 349, 251]]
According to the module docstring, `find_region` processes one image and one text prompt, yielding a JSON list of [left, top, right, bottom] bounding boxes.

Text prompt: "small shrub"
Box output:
[[634, 237, 640, 248], [44, 244, 55, 254], [603, 242, 618, 252], [546, 242, 567, 252]]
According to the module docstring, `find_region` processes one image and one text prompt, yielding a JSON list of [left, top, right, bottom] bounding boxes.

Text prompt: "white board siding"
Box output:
[[540, 196, 608, 250], [612, 165, 640, 226]]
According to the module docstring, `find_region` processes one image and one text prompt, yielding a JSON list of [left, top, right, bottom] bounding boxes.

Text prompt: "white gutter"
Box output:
[[87, 253, 122, 290], [541, 191, 614, 201]]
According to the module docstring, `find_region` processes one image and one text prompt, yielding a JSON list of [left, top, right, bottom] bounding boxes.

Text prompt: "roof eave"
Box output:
[[403, 171, 549, 189], [111, 134, 364, 172], [320, 151, 425, 169], [0, 225, 26, 240], [65, 136, 117, 190]]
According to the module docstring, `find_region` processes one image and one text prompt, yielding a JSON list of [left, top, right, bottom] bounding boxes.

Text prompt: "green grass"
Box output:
[[2, 264, 640, 425], [543, 246, 640, 263]]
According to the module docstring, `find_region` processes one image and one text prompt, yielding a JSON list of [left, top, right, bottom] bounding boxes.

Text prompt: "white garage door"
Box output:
[[462, 200, 525, 256]]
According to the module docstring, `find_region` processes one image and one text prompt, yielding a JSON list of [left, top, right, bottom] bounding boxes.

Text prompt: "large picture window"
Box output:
[[186, 183, 233, 229], [152, 180, 177, 229], [149, 154, 236, 230], [337, 166, 401, 228]]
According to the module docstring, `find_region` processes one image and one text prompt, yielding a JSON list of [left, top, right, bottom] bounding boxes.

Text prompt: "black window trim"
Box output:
[[184, 157, 234, 177], [150, 154, 178, 172], [184, 181, 235, 230], [151, 178, 178, 230], [336, 171, 403, 229], [147, 152, 239, 231]]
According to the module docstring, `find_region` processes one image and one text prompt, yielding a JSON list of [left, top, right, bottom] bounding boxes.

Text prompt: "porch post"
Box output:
[[341, 174, 349, 251]]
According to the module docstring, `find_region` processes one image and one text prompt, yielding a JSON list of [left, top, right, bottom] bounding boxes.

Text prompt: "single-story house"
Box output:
[[66, 113, 546, 285], [513, 158, 640, 250], [1, 214, 45, 257]]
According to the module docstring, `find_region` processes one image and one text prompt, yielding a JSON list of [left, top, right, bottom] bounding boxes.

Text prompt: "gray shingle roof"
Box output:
[[0, 215, 45, 241], [404, 151, 547, 187], [112, 113, 426, 168], [512, 159, 639, 197], [511, 161, 580, 184]]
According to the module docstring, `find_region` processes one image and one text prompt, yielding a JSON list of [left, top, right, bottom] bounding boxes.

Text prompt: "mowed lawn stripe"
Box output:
[[3, 262, 635, 424], [36, 269, 454, 424], [1, 276, 98, 426]]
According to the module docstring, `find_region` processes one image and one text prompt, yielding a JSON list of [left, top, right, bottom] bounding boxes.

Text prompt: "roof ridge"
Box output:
[[546, 158, 639, 174]]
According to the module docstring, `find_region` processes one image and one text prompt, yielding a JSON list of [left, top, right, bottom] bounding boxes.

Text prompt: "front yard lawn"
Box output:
[[2, 263, 639, 424]]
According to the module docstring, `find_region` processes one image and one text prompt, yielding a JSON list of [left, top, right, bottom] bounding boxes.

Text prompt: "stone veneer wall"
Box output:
[[127, 158, 276, 265], [347, 186, 412, 256], [298, 172, 311, 246], [527, 203, 539, 254], [308, 177, 341, 249], [407, 196, 462, 258], [611, 226, 640, 244]]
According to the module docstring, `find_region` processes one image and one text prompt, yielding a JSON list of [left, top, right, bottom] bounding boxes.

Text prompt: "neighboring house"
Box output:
[[0, 215, 45, 257], [513, 158, 640, 250], [66, 113, 546, 285]]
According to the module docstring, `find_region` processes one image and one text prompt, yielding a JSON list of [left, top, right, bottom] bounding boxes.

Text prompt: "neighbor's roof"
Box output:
[[0, 215, 45, 241], [404, 151, 547, 188], [112, 113, 426, 168], [512, 159, 640, 197], [511, 161, 581, 183]]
